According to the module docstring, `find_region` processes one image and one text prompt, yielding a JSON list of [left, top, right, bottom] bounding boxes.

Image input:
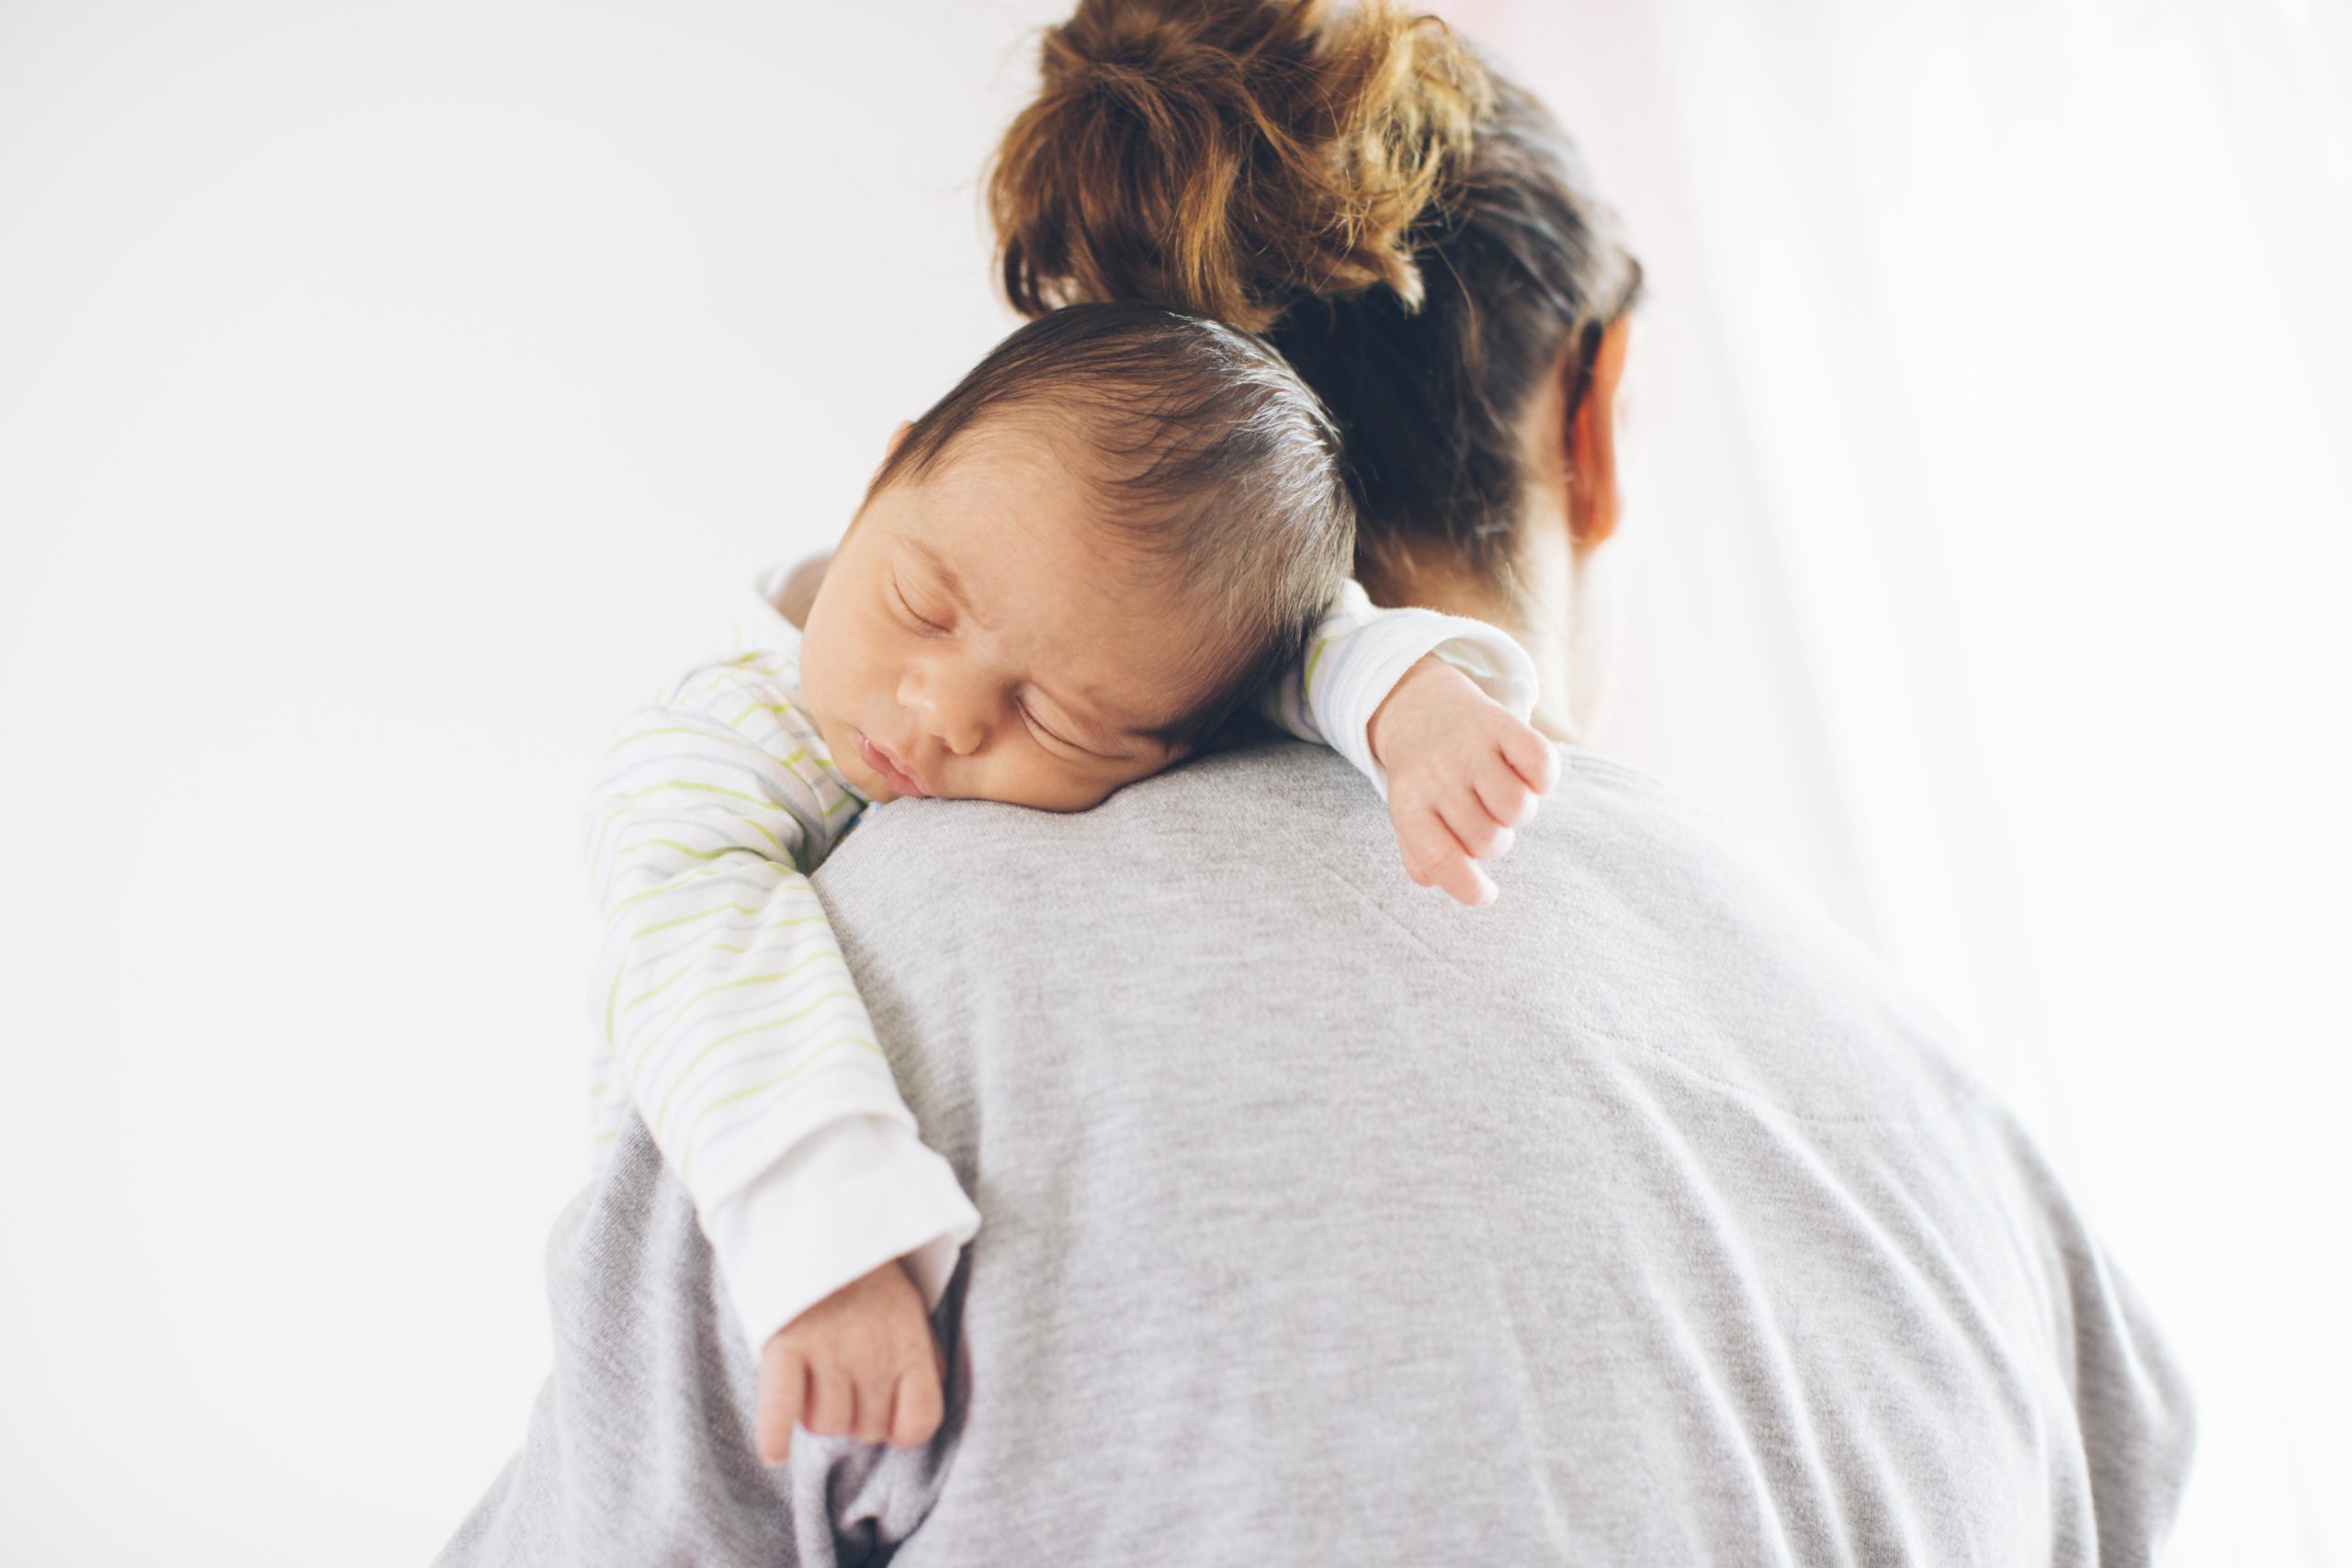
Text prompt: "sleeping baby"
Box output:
[[582, 301, 1559, 1464]]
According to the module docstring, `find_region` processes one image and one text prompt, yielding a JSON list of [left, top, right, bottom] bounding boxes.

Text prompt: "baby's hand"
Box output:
[[1367, 654, 1560, 908], [756, 1257, 944, 1466]]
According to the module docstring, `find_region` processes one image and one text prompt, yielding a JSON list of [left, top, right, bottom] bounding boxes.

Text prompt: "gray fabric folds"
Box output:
[[444, 743, 2192, 1565]]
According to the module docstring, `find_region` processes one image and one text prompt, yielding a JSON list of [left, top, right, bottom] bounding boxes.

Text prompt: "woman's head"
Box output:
[[989, 0, 1642, 732], [799, 301, 1353, 811]]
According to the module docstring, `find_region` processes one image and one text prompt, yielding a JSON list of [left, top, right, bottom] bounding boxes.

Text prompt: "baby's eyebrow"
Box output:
[[1030, 681, 1126, 751], [903, 538, 974, 619], [901, 533, 1172, 755], [1035, 674, 1172, 759]]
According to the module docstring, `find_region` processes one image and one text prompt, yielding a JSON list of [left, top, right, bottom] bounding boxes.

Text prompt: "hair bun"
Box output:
[[990, 0, 1491, 333]]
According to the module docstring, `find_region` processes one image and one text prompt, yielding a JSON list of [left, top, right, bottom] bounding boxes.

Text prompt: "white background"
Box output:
[[2, 2, 2345, 1563]]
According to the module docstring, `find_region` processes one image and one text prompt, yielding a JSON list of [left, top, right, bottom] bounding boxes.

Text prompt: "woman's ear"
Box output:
[[1566, 316, 1632, 549]]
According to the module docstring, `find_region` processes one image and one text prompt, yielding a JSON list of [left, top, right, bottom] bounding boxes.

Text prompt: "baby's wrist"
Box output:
[[1367, 654, 1464, 767]]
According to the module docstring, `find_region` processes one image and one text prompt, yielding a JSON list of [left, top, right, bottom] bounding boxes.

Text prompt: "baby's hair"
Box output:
[[869, 300, 1355, 753]]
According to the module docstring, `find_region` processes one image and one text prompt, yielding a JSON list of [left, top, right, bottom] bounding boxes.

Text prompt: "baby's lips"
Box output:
[[860, 735, 930, 797]]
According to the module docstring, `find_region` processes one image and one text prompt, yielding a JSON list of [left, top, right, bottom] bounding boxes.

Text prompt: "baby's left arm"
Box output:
[[1261, 581, 1559, 907]]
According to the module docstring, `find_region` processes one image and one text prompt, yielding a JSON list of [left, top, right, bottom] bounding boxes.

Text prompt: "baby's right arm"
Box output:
[[583, 649, 978, 1360], [1261, 581, 1556, 905]]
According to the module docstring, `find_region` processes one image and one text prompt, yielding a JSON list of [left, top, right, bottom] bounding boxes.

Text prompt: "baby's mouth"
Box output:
[[859, 734, 929, 798]]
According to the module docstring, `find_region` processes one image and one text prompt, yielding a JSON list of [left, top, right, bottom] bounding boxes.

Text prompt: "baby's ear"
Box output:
[[775, 554, 831, 629]]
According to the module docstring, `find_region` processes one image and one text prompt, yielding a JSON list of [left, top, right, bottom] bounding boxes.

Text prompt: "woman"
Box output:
[[442, 6, 2190, 1562], [989, 0, 1645, 746]]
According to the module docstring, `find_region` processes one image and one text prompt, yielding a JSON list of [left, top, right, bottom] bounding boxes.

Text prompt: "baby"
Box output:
[[583, 301, 1558, 1465]]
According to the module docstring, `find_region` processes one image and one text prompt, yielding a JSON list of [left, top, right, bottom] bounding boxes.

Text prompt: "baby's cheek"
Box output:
[[1062, 758, 1172, 813], [989, 743, 1182, 813], [995, 761, 1116, 814], [795, 633, 835, 704], [795, 652, 860, 752]]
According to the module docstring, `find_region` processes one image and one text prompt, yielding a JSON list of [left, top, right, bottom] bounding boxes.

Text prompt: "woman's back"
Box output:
[[445, 742, 2190, 1562], [815, 742, 2194, 1562]]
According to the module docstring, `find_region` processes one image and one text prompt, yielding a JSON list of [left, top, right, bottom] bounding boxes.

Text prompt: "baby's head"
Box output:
[[798, 301, 1353, 812]]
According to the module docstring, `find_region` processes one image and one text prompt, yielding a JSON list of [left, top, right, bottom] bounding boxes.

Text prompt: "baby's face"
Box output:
[[797, 434, 1205, 813]]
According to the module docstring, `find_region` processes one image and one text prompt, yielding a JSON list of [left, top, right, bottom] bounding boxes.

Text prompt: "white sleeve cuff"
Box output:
[[1425, 624, 1539, 718], [699, 1114, 982, 1355], [1317, 610, 1540, 797]]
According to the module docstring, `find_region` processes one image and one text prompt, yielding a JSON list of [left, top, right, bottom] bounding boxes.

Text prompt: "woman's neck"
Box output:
[[1363, 519, 1582, 744]]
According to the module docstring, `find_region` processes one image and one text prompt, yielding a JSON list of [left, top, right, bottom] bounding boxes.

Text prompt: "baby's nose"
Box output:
[[898, 667, 989, 757], [923, 695, 986, 757]]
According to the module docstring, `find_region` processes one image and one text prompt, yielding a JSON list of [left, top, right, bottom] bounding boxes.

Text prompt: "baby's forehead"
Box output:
[[913, 423, 1195, 585], [888, 467, 1221, 723]]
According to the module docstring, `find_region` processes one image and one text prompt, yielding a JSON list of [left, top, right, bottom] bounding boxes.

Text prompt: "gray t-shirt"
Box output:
[[444, 743, 2193, 1565]]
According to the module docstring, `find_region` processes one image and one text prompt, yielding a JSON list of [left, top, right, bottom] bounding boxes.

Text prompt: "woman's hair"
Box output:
[[989, 0, 1643, 603], [870, 300, 1355, 752]]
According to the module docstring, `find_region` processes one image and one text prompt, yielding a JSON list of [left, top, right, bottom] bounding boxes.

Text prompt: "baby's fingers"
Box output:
[[803, 1361, 853, 1439], [756, 1343, 808, 1466], [1440, 789, 1516, 863], [888, 1358, 945, 1450], [852, 1366, 895, 1444], [1398, 807, 1497, 907], [1499, 721, 1562, 794], [1473, 751, 1541, 831], [1437, 852, 1500, 908]]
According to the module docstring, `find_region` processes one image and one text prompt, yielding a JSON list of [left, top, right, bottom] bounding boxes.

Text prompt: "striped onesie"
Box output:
[[585, 566, 1537, 1353]]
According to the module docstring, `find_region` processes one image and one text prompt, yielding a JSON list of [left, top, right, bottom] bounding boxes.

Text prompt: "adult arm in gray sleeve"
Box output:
[[2012, 1123, 2199, 1564], [435, 1117, 956, 1568]]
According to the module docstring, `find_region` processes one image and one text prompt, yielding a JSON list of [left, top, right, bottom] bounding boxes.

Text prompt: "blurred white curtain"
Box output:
[[1465, 1, 2352, 1563]]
